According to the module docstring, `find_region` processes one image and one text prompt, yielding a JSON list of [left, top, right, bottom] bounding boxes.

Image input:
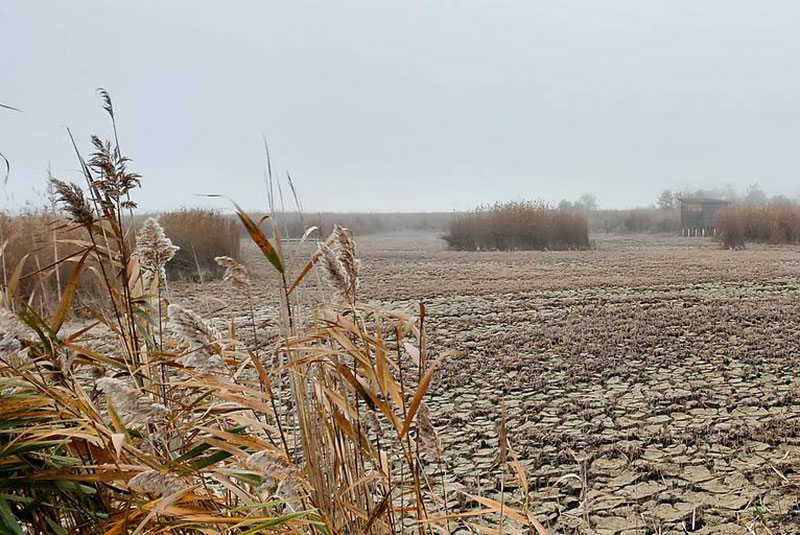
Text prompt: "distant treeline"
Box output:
[[588, 208, 680, 234], [241, 207, 681, 239], [241, 212, 453, 238]]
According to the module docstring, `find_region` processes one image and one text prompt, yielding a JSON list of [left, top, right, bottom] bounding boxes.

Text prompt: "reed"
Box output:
[[716, 202, 800, 248], [0, 93, 541, 535], [444, 200, 589, 251], [158, 208, 241, 279]]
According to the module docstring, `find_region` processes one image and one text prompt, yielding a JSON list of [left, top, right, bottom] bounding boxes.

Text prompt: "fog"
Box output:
[[2, 1, 800, 212]]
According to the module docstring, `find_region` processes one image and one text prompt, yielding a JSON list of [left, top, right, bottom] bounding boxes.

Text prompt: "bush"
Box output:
[[444, 200, 589, 251], [157, 209, 240, 279], [716, 203, 800, 248]]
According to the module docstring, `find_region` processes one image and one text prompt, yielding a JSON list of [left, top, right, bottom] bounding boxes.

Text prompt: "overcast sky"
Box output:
[[2, 1, 800, 212]]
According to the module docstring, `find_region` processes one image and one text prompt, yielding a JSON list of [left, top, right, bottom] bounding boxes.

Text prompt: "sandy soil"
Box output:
[[173, 232, 800, 534]]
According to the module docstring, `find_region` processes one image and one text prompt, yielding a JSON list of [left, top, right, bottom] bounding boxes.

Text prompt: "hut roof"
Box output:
[[677, 197, 732, 205]]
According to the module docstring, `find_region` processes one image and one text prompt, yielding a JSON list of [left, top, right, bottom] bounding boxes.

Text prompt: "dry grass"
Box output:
[[0, 95, 537, 535], [157, 208, 241, 279], [0, 207, 240, 313], [716, 202, 800, 248], [444, 201, 589, 251], [0, 209, 104, 315]]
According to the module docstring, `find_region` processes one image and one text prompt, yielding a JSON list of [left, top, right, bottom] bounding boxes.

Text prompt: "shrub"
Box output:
[[444, 200, 589, 251], [716, 202, 800, 248], [157, 209, 240, 279]]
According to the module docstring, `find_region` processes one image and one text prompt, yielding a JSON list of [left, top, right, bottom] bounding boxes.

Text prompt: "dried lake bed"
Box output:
[[174, 232, 800, 534]]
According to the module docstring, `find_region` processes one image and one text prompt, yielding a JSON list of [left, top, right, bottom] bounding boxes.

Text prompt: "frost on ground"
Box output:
[[173, 233, 800, 534]]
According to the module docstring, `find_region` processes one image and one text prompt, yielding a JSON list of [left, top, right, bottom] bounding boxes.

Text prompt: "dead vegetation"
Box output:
[[158, 208, 241, 279], [0, 94, 537, 535], [208, 232, 800, 533], [716, 202, 800, 248], [444, 201, 589, 251]]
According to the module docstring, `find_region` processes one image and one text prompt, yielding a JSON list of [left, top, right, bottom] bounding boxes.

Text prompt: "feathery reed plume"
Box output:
[[417, 400, 442, 460], [0, 307, 28, 366], [136, 217, 179, 284], [318, 226, 360, 302], [215, 256, 249, 290], [167, 303, 225, 373], [318, 244, 348, 300], [363, 409, 382, 438], [128, 470, 184, 498], [167, 304, 222, 350], [88, 136, 141, 210], [97, 88, 114, 120], [246, 449, 304, 500], [334, 225, 359, 299], [95, 376, 167, 426], [49, 178, 95, 226], [245, 449, 296, 480], [176, 350, 225, 375]]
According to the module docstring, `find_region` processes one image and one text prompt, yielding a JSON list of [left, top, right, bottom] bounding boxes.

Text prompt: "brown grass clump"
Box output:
[[716, 202, 800, 248], [444, 200, 589, 251], [158, 208, 240, 279]]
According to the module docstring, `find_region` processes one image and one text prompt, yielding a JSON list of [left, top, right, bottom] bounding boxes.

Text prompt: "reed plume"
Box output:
[[95, 376, 168, 426], [88, 135, 141, 210], [417, 400, 442, 460], [318, 225, 359, 302], [136, 217, 179, 285], [167, 303, 225, 373], [49, 178, 95, 226], [167, 303, 222, 350], [215, 255, 249, 290], [128, 470, 185, 498], [0, 307, 28, 366]]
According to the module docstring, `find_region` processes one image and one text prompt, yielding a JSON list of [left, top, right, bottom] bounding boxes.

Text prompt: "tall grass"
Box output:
[[0, 94, 542, 535], [444, 201, 589, 251], [0, 209, 104, 315], [158, 208, 240, 279], [716, 202, 800, 248], [0, 207, 240, 312]]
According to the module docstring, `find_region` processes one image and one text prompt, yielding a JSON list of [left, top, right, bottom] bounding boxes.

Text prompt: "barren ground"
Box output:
[[174, 232, 800, 534]]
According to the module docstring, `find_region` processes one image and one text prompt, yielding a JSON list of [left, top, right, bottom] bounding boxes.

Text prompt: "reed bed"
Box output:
[[444, 201, 589, 251], [716, 202, 800, 248], [0, 94, 542, 535], [158, 208, 241, 279], [0, 209, 106, 315]]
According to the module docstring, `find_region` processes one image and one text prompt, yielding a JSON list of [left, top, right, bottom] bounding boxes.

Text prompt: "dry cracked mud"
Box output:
[[174, 232, 800, 534]]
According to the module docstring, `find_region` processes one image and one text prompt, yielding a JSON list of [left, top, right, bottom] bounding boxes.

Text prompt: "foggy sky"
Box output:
[[2, 1, 800, 213]]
